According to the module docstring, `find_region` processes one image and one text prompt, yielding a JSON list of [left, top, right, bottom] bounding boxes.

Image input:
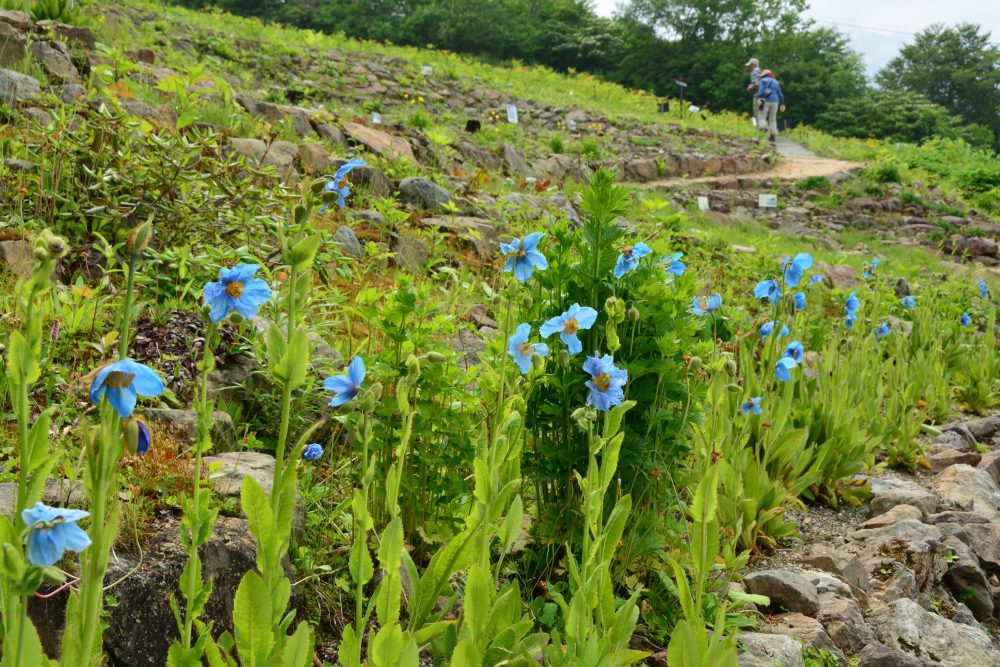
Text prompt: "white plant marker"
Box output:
[[421, 65, 433, 76], [697, 196, 710, 211], [371, 112, 382, 124], [506, 104, 519, 124], [758, 193, 778, 208]]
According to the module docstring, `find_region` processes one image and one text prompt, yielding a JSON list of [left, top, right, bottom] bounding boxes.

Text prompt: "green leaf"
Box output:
[[266, 324, 287, 378], [240, 476, 275, 573], [283, 325, 310, 389], [279, 622, 313, 667], [289, 234, 322, 271], [498, 496, 524, 555], [233, 572, 274, 667], [376, 518, 404, 625]]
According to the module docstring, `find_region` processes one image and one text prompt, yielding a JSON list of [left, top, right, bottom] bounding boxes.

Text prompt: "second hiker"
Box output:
[[757, 69, 785, 144]]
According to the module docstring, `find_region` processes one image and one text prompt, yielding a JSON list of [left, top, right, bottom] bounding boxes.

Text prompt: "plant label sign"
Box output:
[[697, 196, 710, 211], [371, 112, 382, 124], [506, 104, 519, 124], [758, 193, 778, 208], [421, 65, 433, 76]]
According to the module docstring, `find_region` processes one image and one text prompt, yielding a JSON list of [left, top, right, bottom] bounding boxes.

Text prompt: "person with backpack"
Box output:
[[756, 69, 785, 144], [745, 58, 762, 128]]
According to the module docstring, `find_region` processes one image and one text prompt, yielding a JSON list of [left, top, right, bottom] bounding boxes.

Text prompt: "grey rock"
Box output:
[[350, 210, 386, 230], [979, 450, 1000, 486], [548, 191, 581, 225], [143, 408, 237, 453], [737, 632, 803, 667], [957, 415, 1000, 440], [943, 422, 978, 450], [420, 215, 497, 257], [803, 545, 871, 592], [5, 158, 36, 171], [964, 523, 1000, 572], [333, 225, 363, 258], [947, 234, 998, 257], [500, 142, 530, 178], [743, 569, 820, 616], [261, 140, 299, 170], [928, 449, 982, 472], [204, 451, 277, 497], [802, 569, 855, 600], [456, 140, 500, 171], [869, 561, 919, 602], [305, 331, 342, 374], [131, 47, 156, 64], [853, 519, 942, 561], [867, 598, 1000, 667], [331, 160, 392, 200], [0, 22, 26, 67], [205, 355, 256, 404], [927, 511, 990, 525], [35, 20, 95, 49], [0, 478, 86, 515], [0, 9, 32, 31], [534, 153, 588, 182], [932, 429, 975, 453], [28, 40, 78, 83], [0, 239, 33, 277], [399, 177, 453, 211], [935, 464, 1000, 521], [893, 277, 910, 297], [623, 158, 658, 182], [941, 535, 993, 620], [0, 68, 41, 104], [856, 643, 924, 667], [298, 142, 331, 172], [234, 93, 314, 137], [868, 477, 939, 517], [449, 328, 486, 370], [315, 122, 346, 144], [57, 82, 85, 104], [816, 596, 874, 654], [228, 137, 267, 162], [859, 503, 923, 528], [393, 234, 429, 273], [762, 612, 841, 656]]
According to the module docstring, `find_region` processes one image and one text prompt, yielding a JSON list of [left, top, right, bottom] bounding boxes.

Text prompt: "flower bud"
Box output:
[[310, 178, 328, 194], [127, 218, 154, 254], [604, 296, 625, 323], [558, 349, 570, 369], [423, 351, 447, 363], [724, 358, 738, 376], [606, 321, 620, 353], [688, 356, 703, 372], [405, 354, 421, 376], [521, 294, 533, 310], [32, 246, 49, 262], [628, 306, 640, 323]]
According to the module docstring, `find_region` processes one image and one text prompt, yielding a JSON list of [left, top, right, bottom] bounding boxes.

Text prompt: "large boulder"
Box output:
[[0, 68, 41, 105], [743, 569, 820, 616], [143, 408, 237, 453], [761, 613, 840, 656], [940, 535, 993, 620], [28, 40, 79, 83], [867, 598, 1000, 667], [419, 215, 497, 257], [935, 464, 1000, 522], [737, 632, 803, 667], [0, 21, 26, 66], [342, 121, 415, 163], [398, 177, 453, 211]]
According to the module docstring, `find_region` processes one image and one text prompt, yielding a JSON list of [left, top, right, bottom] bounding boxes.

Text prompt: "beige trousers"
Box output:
[[762, 102, 779, 140]]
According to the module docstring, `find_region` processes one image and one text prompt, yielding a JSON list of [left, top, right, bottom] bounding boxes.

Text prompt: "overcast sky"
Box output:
[[589, 0, 1000, 76]]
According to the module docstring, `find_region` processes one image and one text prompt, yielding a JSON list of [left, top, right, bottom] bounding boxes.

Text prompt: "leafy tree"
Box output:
[[877, 23, 1000, 140]]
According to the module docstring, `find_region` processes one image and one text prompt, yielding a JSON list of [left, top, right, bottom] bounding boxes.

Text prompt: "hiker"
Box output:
[[757, 69, 785, 144], [745, 58, 762, 128]]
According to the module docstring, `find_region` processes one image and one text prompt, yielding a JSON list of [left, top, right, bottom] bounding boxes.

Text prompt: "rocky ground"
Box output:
[[736, 414, 1000, 667]]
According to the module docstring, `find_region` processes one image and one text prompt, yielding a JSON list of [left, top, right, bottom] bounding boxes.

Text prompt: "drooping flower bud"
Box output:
[[127, 218, 154, 254], [688, 356, 703, 372]]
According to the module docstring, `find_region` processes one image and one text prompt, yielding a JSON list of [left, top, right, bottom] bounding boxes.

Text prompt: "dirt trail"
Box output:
[[644, 137, 861, 188]]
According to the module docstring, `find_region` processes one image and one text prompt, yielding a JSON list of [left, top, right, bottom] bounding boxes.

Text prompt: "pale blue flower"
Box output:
[[862, 258, 880, 279], [583, 354, 628, 412], [979, 279, 989, 299], [876, 322, 892, 338], [325, 356, 365, 407], [846, 291, 860, 317], [689, 294, 722, 316], [783, 253, 813, 288], [809, 275, 824, 286], [500, 232, 548, 283], [784, 340, 804, 363], [760, 320, 789, 340], [740, 397, 762, 415], [962, 313, 972, 327], [540, 304, 598, 356], [754, 279, 781, 304], [663, 252, 685, 277], [793, 292, 806, 311], [614, 242, 652, 279], [302, 443, 324, 461], [901, 296, 916, 308], [321, 158, 366, 212], [203, 264, 272, 323], [21, 502, 91, 567], [89, 359, 165, 419], [507, 323, 549, 375], [775, 356, 797, 382]]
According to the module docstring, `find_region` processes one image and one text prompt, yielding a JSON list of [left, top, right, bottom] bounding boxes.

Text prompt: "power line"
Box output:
[[812, 16, 919, 36]]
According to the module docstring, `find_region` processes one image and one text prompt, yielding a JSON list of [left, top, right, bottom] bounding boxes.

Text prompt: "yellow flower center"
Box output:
[[337, 178, 348, 190], [518, 341, 533, 356], [698, 297, 707, 310], [563, 317, 579, 335], [622, 245, 634, 257], [593, 372, 611, 391], [104, 370, 135, 390], [226, 281, 244, 298]]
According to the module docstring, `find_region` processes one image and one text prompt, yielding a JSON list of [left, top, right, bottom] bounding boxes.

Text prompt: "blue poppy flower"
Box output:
[[845, 291, 860, 317], [740, 397, 762, 415], [89, 359, 165, 419], [507, 323, 549, 375], [540, 304, 598, 356], [979, 279, 989, 299], [901, 296, 916, 308], [845, 315, 856, 329], [325, 356, 365, 407], [784, 341, 804, 363], [321, 158, 366, 213], [794, 292, 806, 311], [663, 252, 685, 277], [689, 294, 722, 316], [754, 279, 781, 304], [583, 354, 628, 412], [760, 320, 789, 340], [500, 232, 548, 284], [962, 313, 972, 327], [783, 253, 813, 288], [21, 502, 91, 567], [876, 322, 892, 338], [862, 258, 880, 279], [302, 443, 324, 461], [614, 242, 652, 279], [775, 356, 798, 382], [136, 418, 150, 455], [809, 275, 825, 286], [203, 264, 272, 323]]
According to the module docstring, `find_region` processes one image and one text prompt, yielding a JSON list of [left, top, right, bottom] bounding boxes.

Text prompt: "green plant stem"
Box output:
[[119, 253, 138, 360], [271, 263, 299, 512]]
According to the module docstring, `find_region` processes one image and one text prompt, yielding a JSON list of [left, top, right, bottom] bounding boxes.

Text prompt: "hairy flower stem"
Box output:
[[271, 263, 299, 514], [119, 253, 138, 361]]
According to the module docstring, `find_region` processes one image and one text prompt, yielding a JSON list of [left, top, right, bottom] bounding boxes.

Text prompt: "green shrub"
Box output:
[[867, 162, 902, 183]]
